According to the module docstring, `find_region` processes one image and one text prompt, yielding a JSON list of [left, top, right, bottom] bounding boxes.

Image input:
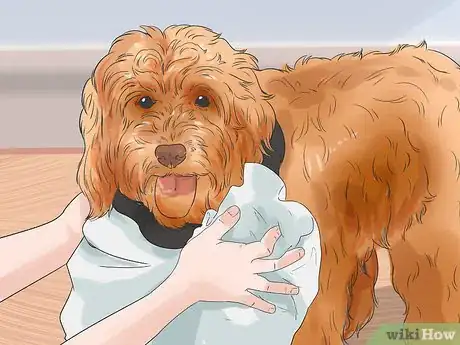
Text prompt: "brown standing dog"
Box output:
[[256, 44, 460, 344], [77, 24, 460, 344]]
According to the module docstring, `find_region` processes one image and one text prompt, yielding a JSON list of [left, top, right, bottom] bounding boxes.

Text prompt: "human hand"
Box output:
[[171, 205, 305, 314]]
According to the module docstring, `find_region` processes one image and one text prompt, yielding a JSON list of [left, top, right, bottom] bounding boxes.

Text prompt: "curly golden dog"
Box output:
[[78, 24, 460, 344], [78, 25, 273, 229]]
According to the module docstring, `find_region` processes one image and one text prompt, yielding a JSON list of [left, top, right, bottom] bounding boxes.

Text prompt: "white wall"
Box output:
[[0, 0, 459, 46]]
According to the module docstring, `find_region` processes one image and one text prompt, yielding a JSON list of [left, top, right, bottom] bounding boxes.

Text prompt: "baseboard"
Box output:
[[2, 41, 460, 72], [0, 148, 83, 155], [1, 41, 459, 149]]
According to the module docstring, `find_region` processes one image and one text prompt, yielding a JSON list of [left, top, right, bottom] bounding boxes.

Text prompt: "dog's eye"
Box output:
[[138, 96, 156, 109], [195, 95, 210, 108]]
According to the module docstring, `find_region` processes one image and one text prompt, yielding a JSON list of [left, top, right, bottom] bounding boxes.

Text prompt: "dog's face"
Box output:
[[78, 25, 275, 228]]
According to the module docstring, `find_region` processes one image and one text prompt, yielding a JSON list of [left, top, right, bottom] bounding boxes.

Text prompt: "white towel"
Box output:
[[60, 163, 321, 345]]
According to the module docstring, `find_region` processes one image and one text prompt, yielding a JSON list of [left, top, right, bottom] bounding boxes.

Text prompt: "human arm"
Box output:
[[0, 194, 89, 302], [62, 205, 305, 345]]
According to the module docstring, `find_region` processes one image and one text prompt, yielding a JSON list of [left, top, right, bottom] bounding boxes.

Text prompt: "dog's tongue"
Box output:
[[155, 175, 197, 218]]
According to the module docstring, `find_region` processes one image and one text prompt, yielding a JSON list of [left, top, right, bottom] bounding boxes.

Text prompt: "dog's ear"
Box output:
[[231, 68, 276, 159], [77, 78, 117, 219], [253, 68, 283, 95]]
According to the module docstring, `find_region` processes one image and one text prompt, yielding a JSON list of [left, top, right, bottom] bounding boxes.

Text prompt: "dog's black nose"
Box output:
[[155, 144, 187, 168]]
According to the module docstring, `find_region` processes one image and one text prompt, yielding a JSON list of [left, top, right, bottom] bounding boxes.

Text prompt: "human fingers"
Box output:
[[251, 247, 305, 273], [237, 292, 276, 314], [245, 226, 280, 259], [205, 205, 240, 240], [249, 275, 299, 295]]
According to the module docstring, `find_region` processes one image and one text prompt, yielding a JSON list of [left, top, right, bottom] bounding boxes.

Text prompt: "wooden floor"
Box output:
[[0, 153, 405, 345]]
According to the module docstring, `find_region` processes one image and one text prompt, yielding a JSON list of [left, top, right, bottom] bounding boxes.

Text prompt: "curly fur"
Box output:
[[257, 42, 460, 344], [78, 26, 460, 345], [77, 25, 274, 228]]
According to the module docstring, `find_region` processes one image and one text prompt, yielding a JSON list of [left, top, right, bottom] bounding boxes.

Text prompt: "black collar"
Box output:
[[112, 120, 285, 249]]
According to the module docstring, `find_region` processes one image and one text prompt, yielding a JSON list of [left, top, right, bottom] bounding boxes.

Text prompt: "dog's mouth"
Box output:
[[154, 174, 198, 218], [156, 175, 197, 196]]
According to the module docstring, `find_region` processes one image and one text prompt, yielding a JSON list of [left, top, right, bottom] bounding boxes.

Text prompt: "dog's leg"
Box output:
[[343, 249, 378, 340], [292, 227, 361, 345], [389, 199, 460, 323]]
